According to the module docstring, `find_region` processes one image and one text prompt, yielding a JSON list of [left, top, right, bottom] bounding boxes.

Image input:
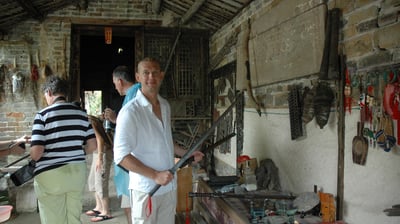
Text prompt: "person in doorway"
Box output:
[[0, 135, 30, 157], [103, 65, 141, 224], [86, 115, 114, 222], [113, 57, 204, 224], [30, 75, 97, 224]]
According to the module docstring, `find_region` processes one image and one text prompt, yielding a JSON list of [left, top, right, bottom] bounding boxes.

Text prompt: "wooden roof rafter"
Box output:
[[0, 0, 254, 35], [179, 0, 207, 25], [15, 0, 44, 21], [153, 0, 162, 14]]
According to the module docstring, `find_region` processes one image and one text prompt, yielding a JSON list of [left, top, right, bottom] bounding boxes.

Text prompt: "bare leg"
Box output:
[[125, 208, 132, 224], [90, 194, 113, 222], [99, 196, 111, 216], [85, 193, 102, 216], [94, 193, 104, 211], [121, 195, 132, 224]]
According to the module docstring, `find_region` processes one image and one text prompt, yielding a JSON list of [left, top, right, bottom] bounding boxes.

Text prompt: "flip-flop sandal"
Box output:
[[85, 209, 101, 216], [91, 215, 113, 222]]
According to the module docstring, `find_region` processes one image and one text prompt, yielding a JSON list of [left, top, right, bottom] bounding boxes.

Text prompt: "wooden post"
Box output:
[[336, 53, 346, 220]]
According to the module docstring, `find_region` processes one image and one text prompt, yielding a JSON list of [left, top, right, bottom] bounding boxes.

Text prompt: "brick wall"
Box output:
[[0, 41, 36, 140], [0, 0, 399, 137], [210, 0, 400, 109], [0, 0, 164, 140]]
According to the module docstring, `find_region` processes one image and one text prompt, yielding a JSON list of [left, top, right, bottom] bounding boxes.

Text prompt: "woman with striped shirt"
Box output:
[[30, 75, 97, 224]]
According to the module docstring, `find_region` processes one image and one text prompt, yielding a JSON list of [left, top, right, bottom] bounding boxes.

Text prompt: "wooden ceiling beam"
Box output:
[[153, 0, 162, 14], [15, 0, 44, 21], [48, 16, 162, 27], [180, 0, 207, 25]]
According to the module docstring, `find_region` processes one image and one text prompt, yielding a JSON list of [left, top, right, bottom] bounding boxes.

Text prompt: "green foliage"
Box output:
[[84, 91, 102, 116]]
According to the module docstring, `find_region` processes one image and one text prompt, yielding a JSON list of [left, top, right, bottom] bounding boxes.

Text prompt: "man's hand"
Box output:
[[191, 151, 204, 163], [16, 135, 31, 144], [154, 170, 174, 186], [103, 108, 117, 124]]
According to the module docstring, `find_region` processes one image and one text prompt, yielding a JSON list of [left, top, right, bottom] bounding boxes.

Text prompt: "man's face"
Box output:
[[135, 61, 164, 94]]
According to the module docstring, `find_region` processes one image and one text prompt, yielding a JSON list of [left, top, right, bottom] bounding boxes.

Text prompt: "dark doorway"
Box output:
[[80, 34, 135, 115]]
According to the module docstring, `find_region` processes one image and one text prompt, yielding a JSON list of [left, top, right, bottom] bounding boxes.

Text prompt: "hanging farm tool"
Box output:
[[302, 85, 316, 124], [313, 81, 334, 129], [353, 75, 369, 165], [327, 8, 340, 80], [344, 67, 352, 114], [352, 121, 368, 165], [240, 19, 261, 116], [29, 51, 40, 109], [319, 8, 341, 80], [319, 7, 331, 80], [375, 113, 395, 152], [288, 85, 303, 139], [383, 70, 400, 145]]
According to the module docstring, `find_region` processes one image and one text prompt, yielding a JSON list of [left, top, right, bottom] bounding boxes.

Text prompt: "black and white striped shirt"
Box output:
[[31, 102, 95, 175]]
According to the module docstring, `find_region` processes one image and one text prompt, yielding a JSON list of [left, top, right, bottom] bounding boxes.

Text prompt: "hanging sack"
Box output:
[[10, 160, 36, 186]]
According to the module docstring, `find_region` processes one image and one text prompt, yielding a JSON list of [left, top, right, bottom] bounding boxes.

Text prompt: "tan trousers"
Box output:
[[34, 163, 87, 224]]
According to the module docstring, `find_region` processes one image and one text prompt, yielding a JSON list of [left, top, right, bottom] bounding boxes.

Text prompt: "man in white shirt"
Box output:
[[113, 57, 203, 224]]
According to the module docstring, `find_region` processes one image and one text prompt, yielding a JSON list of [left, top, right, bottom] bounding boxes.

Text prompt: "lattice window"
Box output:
[[144, 31, 206, 117], [145, 36, 172, 67], [177, 45, 193, 96], [210, 61, 239, 154], [144, 30, 211, 161], [144, 34, 176, 98]]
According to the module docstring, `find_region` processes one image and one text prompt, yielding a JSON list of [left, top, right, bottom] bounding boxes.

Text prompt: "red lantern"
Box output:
[[104, 27, 112, 44]]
